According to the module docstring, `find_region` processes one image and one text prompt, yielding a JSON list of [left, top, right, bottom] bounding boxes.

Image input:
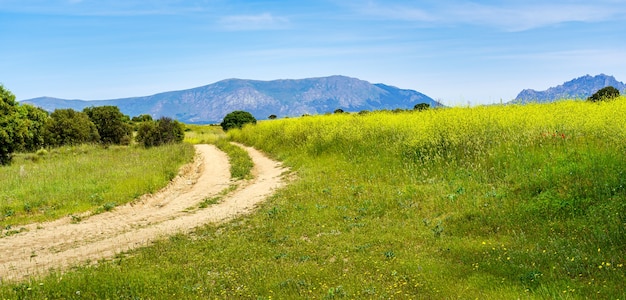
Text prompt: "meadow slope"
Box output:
[[0, 144, 286, 281], [1, 99, 624, 299]]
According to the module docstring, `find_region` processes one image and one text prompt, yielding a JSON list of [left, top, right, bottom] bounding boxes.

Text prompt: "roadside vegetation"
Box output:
[[1, 85, 187, 166], [1, 96, 624, 298], [0, 143, 194, 229], [1, 84, 194, 230], [183, 124, 253, 179], [183, 124, 224, 144]]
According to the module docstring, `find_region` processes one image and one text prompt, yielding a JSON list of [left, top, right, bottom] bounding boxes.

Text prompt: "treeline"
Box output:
[[1, 85, 184, 165]]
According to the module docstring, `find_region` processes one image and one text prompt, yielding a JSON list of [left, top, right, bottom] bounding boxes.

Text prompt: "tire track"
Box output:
[[0, 144, 286, 281]]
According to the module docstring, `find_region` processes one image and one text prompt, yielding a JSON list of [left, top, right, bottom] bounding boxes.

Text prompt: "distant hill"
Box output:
[[21, 76, 440, 124], [513, 74, 626, 103]]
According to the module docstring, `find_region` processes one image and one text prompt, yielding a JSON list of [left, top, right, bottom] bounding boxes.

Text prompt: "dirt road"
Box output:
[[0, 144, 287, 281]]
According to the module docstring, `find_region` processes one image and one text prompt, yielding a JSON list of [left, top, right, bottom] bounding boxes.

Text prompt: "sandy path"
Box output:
[[0, 143, 287, 282]]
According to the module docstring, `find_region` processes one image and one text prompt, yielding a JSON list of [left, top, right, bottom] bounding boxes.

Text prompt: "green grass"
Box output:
[[0, 143, 195, 228], [185, 124, 254, 180], [183, 124, 224, 144], [215, 139, 254, 180], [1, 98, 625, 299]]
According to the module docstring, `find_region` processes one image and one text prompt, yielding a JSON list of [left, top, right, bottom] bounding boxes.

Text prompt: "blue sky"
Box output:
[[1, 0, 625, 105]]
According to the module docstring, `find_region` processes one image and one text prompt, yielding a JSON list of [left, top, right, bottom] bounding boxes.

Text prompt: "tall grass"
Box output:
[[1, 98, 625, 299], [183, 124, 224, 144], [227, 98, 626, 298], [0, 143, 194, 228]]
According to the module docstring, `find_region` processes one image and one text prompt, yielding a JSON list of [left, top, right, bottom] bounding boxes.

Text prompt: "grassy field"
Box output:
[[183, 124, 224, 145], [1, 98, 625, 299], [0, 143, 194, 230], [183, 124, 253, 179]]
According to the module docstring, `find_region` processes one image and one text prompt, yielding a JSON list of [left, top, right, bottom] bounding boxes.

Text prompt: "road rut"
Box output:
[[0, 144, 286, 281]]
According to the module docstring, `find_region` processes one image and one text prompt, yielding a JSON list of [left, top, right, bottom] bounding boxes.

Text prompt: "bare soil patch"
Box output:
[[0, 144, 287, 281]]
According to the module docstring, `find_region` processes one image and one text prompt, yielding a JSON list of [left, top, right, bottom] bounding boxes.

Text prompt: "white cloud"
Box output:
[[349, 0, 626, 31], [449, 2, 626, 31], [218, 13, 289, 31]]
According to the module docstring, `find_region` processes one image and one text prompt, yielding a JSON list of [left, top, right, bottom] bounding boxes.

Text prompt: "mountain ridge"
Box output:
[[21, 75, 439, 123], [513, 74, 626, 103]]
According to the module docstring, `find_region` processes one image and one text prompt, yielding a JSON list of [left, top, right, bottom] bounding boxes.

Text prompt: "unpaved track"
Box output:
[[0, 144, 287, 281]]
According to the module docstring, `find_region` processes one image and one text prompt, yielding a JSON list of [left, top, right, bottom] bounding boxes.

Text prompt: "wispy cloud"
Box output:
[[491, 49, 626, 64], [348, 0, 626, 31], [449, 2, 626, 31], [356, 1, 436, 22], [217, 13, 289, 31], [237, 44, 414, 59], [0, 0, 209, 16]]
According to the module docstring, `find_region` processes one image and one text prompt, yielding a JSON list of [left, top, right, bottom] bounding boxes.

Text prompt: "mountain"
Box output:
[[21, 76, 440, 124], [513, 74, 626, 103]]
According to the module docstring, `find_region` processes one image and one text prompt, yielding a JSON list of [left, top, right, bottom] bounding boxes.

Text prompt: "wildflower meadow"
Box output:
[[1, 98, 624, 298]]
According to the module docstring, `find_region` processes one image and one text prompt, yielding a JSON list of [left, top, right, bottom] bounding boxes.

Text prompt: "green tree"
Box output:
[[135, 117, 185, 147], [587, 86, 620, 102], [135, 121, 159, 147], [83, 106, 132, 145], [414, 103, 431, 111], [220, 111, 257, 131], [268, 114, 277, 120], [0, 85, 27, 165], [131, 114, 153, 123], [156, 117, 184, 144], [333, 108, 345, 114], [44, 109, 100, 147], [18, 104, 49, 151]]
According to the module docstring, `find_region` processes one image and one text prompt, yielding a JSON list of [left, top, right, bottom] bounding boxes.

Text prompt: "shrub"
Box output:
[[268, 114, 277, 120], [18, 104, 49, 152], [414, 103, 431, 111], [157, 117, 185, 144], [131, 114, 153, 123], [44, 109, 100, 147], [333, 108, 345, 114], [135, 117, 185, 147], [220, 111, 256, 131], [136, 121, 159, 147], [587, 86, 620, 102], [83, 106, 132, 145]]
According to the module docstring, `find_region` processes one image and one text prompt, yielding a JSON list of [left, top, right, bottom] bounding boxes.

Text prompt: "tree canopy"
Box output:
[[84, 106, 132, 145], [220, 111, 257, 131], [135, 117, 185, 147], [131, 114, 153, 123], [414, 103, 431, 111], [0, 83, 188, 164], [44, 109, 100, 147], [18, 104, 49, 151], [0, 85, 27, 165], [587, 86, 620, 102]]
